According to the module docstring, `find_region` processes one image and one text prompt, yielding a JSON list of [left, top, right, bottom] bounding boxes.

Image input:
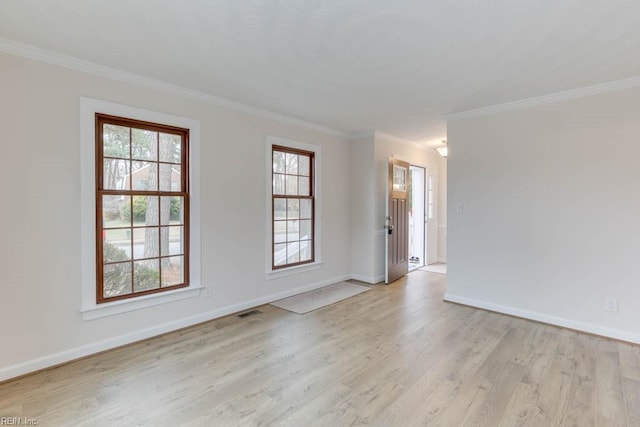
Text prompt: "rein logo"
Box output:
[[0, 417, 38, 425]]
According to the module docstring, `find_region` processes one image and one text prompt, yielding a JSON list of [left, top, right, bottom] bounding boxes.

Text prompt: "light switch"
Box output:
[[456, 202, 464, 214]]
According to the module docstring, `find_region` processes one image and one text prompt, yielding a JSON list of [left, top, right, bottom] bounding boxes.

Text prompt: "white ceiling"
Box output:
[[1, 1, 640, 144]]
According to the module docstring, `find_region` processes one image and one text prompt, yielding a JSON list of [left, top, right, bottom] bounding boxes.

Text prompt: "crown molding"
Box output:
[[0, 37, 349, 139], [375, 131, 429, 147], [375, 131, 409, 143], [347, 130, 375, 141], [444, 75, 640, 121]]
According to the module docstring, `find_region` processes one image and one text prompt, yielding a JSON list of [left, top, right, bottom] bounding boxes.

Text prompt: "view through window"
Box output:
[[96, 114, 189, 303], [272, 145, 315, 269]]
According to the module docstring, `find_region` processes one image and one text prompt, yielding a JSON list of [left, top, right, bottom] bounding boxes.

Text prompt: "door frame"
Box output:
[[408, 164, 426, 271], [425, 171, 438, 265]]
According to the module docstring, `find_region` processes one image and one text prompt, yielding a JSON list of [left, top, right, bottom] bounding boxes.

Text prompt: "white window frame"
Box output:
[[265, 135, 322, 280], [80, 97, 203, 320]]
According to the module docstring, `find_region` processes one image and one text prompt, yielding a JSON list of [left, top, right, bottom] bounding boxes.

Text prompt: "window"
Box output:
[[272, 145, 315, 269], [96, 114, 189, 303]]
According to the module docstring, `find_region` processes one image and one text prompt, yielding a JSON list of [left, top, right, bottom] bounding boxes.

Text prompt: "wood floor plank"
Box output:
[[244, 279, 468, 425], [561, 333, 597, 427], [622, 377, 640, 427], [376, 312, 509, 426], [372, 376, 458, 427], [462, 361, 526, 426], [498, 329, 560, 427], [521, 330, 577, 426], [595, 340, 628, 427], [498, 381, 539, 427], [1, 272, 639, 426], [619, 342, 640, 382]]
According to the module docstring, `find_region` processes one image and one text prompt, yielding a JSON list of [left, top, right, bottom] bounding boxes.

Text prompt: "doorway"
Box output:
[[409, 165, 425, 271]]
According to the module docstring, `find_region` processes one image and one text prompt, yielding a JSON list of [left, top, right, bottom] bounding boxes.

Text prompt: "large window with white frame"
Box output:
[[80, 97, 202, 320]]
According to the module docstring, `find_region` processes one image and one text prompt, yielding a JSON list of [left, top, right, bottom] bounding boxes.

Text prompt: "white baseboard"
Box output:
[[0, 274, 351, 382], [351, 274, 384, 284], [437, 258, 447, 263], [443, 293, 640, 345]]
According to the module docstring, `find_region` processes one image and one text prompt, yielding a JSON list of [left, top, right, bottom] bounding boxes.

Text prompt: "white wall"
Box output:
[[350, 134, 377, 282], [0, 51, 353, 379], [446, 86, 640, 343]]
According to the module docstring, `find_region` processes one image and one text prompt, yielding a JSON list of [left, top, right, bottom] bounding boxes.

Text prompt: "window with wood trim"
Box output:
[[272, 145, 315, 269], [96, 114, 189, 303]]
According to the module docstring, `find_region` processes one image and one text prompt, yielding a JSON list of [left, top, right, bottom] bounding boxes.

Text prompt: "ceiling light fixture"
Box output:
[[435, 140, 448, 158]]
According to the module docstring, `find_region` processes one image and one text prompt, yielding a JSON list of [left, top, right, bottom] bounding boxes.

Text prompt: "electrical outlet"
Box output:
[[605, 297, 619, 312], [456, 202, 464, 214]]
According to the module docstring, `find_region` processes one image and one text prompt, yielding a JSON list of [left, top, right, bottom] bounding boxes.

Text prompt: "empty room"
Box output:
[[1, 1, 639, 426]]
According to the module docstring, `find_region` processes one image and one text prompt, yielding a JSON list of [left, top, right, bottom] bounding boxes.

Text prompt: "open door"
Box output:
[[385, 157, 410, 284]]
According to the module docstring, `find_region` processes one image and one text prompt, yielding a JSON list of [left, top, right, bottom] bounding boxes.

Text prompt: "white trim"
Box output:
[[81, 286, 204, 321], [265, 136, 322, 277], [80, 97, 202, 319], [444, 75, 640, 121], [351, 274, 385, 284], [348, 131, 376, 141], [391, 153, 411, 163], [443, 293, 640, 345], [0, 274, 350, 382], [385, 157, 389, 284], [266, 262, 324, 281], [375, 131, 427, 147], [0, 37, 347, 139]]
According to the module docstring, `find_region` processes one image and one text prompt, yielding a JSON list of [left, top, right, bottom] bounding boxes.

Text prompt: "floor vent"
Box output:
[[238, 309, 261, 318]]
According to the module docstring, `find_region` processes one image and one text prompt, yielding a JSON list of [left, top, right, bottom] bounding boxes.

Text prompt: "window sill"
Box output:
[[81, 286, 204, 321], [266, 261, 324, 280]]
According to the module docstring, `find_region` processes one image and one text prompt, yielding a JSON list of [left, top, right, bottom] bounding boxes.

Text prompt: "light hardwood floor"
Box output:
[[2, 272, 639, 426]]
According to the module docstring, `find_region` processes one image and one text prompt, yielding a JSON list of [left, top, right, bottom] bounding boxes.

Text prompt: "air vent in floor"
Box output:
[[238, 309, 261, 318]]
